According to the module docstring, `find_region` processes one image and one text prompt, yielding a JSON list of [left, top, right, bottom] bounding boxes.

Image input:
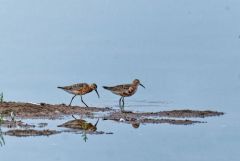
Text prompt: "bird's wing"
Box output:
[[61, 83, 88, 91], [112, 84, 131, 91]]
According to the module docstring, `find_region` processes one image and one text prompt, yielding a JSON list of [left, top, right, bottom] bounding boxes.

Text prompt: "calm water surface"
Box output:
[[0, 0, 240, 161]]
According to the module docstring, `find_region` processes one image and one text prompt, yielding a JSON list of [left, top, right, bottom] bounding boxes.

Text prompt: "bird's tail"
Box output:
[[102, 86, 112, 90]]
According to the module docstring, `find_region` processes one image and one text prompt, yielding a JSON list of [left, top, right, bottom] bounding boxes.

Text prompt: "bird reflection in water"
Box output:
[[131, 122, 140, 129], [58, 116, 99, 142]]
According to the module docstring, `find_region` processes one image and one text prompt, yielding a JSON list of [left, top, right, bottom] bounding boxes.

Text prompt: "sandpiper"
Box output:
[[103, 79, 145, 110], [58, 83, 100, 107]]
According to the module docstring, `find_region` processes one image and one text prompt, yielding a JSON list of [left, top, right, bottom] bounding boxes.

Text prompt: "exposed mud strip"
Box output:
[[4, 129, 60, 137], [0, 101, 224, 137], [0, 102, 111, 119]]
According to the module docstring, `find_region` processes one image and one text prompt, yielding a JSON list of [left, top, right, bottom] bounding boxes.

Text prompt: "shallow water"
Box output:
[[0, 0, 240, 160]]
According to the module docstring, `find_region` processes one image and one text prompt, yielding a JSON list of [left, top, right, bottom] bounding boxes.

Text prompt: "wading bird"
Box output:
[[103, 79, 145, 111], [58, 83, 100, 107]]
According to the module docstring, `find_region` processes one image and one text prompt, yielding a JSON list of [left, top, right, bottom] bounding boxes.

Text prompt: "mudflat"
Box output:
[[0, 101, 223, 125]]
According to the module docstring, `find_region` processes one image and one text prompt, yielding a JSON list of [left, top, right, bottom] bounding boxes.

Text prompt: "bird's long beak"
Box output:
[[140, 83, 145, 88], [95, 89, 100, 98]]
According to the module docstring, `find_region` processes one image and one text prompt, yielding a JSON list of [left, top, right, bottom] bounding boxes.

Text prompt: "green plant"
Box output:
[[81, 131, 88, 142], [0, 93, 3, 103], [0, 114, 3, 125]]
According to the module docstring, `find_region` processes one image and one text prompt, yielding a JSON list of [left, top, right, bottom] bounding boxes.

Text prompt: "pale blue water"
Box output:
[[0, 0, 240, 160]]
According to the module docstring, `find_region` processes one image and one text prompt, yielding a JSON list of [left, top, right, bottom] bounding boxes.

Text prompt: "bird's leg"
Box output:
[[122, 97, 125, 111], [119, 97, 123, 108], [69, 95, 76, 106], [81, 95, 89, 107], [122, 97, 125, 107], [119, 97, 125, 112]]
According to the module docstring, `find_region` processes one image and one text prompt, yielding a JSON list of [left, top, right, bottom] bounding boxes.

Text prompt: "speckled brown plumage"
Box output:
[[58, 83, 100, 107], [103, 79, 145, 111]]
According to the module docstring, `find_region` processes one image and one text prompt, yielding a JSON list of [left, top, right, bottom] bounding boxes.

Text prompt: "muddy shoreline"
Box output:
[[0, 101, 224, 137], [0, 101, 224, 119], [0, 101, 111, 119], [0, 101, 224, 125]]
